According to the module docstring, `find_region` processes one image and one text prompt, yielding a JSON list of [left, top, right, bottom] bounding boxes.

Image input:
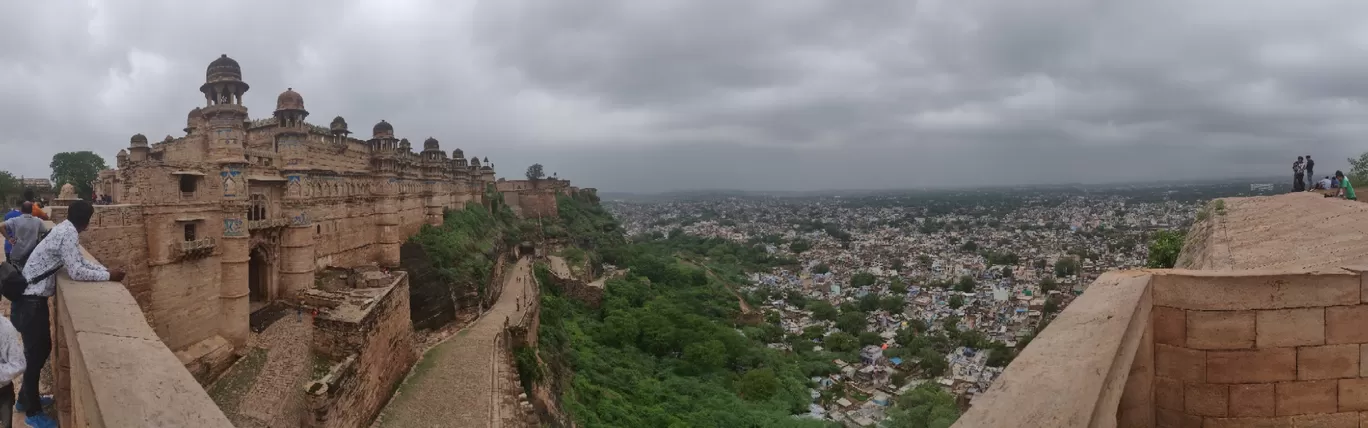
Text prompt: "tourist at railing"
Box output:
[[1, 202, 49, 269], [14, 201, 124, 428]]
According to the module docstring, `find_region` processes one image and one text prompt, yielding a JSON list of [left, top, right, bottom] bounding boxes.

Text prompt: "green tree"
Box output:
[[885, 383, 960, 428], [736, 367, 780, 401], [789, 239, 812, 254], [807, 300, 838, 321], [858, 331, 884, 347], [1349, 151, 1368, 187], [683, 339, 726, 371], [858, 293, 880, 312], [50, 151, 107, 200], [918, 254, 933, 268], [917, 348, 949, 377], [955, 275, 976, 293], [1146, 230, 1186, 268], [985, 341, 1016, 368], [802, 325, 827, 340], [1054, 257, 1079, 278], [525, 163, 545, 180], [824, 332, 859, 352], [836, 311, 867, 334], [1039, 276, 1058, 293], [948, 295, 965, 309], [851, 272, 877, 287], [879, 295, 905, 313], [890, 277, 909, 295], [1043, 296, 1060, 314], [0, 171, 21, 206], [960, 241, 978, 252], [812, 264, 831, 275]]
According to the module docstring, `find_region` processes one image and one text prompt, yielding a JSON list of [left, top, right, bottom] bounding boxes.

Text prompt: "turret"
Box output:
[[274, 88, 308, 128], [198, 54, 250, 164], [128, 133, 149, 162]]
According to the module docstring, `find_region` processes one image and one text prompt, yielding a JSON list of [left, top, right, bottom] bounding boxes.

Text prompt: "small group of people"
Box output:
[[1293, 155, 1356, 200], [0, 197, 124, 428]]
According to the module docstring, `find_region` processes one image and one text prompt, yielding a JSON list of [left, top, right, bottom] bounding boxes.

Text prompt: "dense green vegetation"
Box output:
[[537, 238, 831, 427], [1145, 229, 1186, 268], [408, 197, 524, 298]]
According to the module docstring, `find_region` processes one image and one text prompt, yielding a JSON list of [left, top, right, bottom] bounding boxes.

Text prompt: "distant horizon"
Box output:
[[597, 174, 1291, 196]]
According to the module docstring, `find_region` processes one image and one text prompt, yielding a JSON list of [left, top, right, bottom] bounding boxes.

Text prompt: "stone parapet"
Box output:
[[954, 267, 1368, 428], [52, 234, 233, 427]]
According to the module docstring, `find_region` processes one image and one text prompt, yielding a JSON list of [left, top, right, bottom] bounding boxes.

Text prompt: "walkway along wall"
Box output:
[[954, 267, 1368, 428], [50, 225, 234, 427]]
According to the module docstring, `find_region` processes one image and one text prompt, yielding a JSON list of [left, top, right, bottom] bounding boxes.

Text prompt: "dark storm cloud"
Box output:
[[2, 0, 1366, 192]]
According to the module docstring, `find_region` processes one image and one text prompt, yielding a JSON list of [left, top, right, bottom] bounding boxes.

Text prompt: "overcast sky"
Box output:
[[2, 0, 1366, 193]]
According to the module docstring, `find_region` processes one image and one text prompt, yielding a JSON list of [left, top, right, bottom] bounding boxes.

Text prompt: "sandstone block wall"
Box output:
[[64, 205, 153, 316], [1151, 269, 1368, 427], [308, 274, 416, 428]]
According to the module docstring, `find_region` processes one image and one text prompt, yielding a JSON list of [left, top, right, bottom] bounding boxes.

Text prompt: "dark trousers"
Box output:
[[12, 296, 48, 417], [1294, 173, 1305, 192], [0, 383, 12, 427]]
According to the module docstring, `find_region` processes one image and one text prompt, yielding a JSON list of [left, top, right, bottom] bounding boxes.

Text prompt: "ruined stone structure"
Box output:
[[85, 54, 527, 376], [956, 193, 1368, 428], [495, 178, 577, 219]]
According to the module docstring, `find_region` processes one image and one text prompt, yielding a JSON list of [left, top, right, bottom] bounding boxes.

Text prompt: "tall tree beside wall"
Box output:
[[50, 151, 107, 200], [0, 171, 20, 205], [526, 163, 545, 181], [1349, 152, 1368, 187]]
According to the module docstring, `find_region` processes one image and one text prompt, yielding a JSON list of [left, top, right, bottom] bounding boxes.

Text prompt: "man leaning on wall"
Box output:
[[13, 201, 123, 428]]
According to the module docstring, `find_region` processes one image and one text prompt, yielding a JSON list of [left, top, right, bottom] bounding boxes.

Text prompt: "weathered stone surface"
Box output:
[[1275, 380, 1338, 415], [1338, 378, 1368, 411], [1207, 348, 1296, 384], [1298, 344, 1360, 380], [1184, 383, 1228, 416], [1152, 270, 1359, 311], [1186, 310, 1254, 349], [1154, 305, 1186, 347], [1229, 383, 1275, 417], [1325, 305, 1368, 344], [1156, 376, 1184, 411], [1157, 344, 1206, 382], [1256, 308, 1325, 348]]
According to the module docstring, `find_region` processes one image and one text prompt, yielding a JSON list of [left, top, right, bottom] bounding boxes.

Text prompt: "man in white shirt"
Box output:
[[14, 201, 122, 428]]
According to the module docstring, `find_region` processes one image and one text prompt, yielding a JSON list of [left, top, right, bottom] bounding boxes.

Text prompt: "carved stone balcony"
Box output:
[[174, 237, 217, 260]]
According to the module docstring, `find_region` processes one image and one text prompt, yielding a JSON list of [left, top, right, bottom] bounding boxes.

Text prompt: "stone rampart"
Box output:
[[50, 227, 233, 427], [955, 267, 1368, 427]]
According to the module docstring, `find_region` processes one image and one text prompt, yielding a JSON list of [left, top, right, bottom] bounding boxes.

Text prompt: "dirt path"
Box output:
[[548, 255, 572, 279], [677, 255, 753, 314], [376, 257, 535, 428]]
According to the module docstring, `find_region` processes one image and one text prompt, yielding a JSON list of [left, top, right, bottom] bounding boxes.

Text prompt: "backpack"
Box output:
[[0, 260, 61, 302], [0, 228, 58, 302]]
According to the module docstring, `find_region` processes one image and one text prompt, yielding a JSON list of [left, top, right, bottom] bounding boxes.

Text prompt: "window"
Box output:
[[184, 223, 196, 241], [179, 175, 197, 192], [248, 194, 268, 221]]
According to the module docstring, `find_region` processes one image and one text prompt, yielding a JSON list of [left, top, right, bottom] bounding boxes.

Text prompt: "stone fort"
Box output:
[[73, 54, 578, 381]]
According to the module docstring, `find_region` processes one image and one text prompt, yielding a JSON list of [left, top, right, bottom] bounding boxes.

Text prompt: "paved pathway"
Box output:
[[377, 257, 534, 428], [548, 255, 572, 279], [236, 312, 313, 427]]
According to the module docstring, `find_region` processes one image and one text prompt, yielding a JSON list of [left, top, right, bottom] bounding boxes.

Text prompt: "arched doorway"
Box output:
[[249, 248, 270, 313]]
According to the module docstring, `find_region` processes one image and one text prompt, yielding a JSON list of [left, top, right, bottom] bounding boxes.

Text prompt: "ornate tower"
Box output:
[[274, 88, 309, 168], [273, 88, 315, 299], [369, 121, 402, 266], [200, 54, 252, 348]]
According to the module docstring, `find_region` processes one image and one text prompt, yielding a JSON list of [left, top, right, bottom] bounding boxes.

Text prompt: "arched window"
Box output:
[[248, 194, 268, 221]]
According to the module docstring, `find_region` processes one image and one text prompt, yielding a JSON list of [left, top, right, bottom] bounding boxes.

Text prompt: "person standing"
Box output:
[[0, 203, 47, 269], [2, 200, 20, 261], [19, 191, 44, 222], [0, 313, 24, 428], [1294, 157, 1306, 192], [1304, 156, 1315, 191], [13, 201, 123, 428]]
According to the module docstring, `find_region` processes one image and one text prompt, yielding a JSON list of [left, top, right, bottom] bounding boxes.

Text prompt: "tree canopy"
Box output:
[[1145, 230, 1185, 268], [50, 151, 107, 200], [525, 163, 545, 181]]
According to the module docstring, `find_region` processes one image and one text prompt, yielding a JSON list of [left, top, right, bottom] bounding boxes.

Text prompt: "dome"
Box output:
[[116, 149, 128, 158], [399, 138, 411, 149], [452, 148, 464, 158], [187, 107, 202, 120], [130, 133, 148, 147], [206, 54, 243, 82], [330, 116, 349, 132], [276, 88, 305, 111], [373, 120, 393, 136], [470, 156, 481, 166], [424, 137, 440, 151]]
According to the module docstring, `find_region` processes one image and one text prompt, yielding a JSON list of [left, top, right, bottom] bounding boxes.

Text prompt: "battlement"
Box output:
[[957, 194, 1368, 427]]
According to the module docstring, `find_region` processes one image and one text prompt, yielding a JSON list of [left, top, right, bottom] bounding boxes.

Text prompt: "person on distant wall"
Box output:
[[1336, 171, 1356, 201], [1305, 155, 1315, 191], [0, 309, 25, 428], [1293, 157, 1306, 192], [12, 201, 124, 428], [2, 200, 20, 261], [19, 191, 44, 221], [0, 203, 48, 269]]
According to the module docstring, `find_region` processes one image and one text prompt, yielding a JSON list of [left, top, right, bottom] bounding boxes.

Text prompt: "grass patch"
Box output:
[[207, 347, 268, 418]]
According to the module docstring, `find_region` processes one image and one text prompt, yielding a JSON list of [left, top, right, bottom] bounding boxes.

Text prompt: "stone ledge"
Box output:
[[1151, 269, 1359, 310], [953, 271, 1153, 427]]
